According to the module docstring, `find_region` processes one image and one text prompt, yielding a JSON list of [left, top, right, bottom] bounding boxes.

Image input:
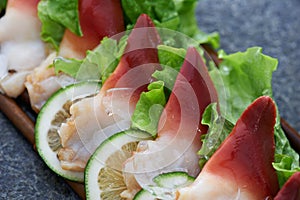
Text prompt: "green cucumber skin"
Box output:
[[133, 189, 156, 200], [38, 81, 101, 116], [35, 81, 101, 182], [153, 171, 195, 188], [133, 172, 195, 200], [85, 129, 151, 200]]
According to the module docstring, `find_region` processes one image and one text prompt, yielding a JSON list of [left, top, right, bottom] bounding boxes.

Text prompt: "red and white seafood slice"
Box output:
[[274, 172, 300, 200], [57, 14, 161, 171], [25, 53, 76, 113], [25, 0, 125, 111], [122, 47, 218, 197], [0, 0, 46, 97], [59, 0, 124, 59], [177, 96, 279, 200]]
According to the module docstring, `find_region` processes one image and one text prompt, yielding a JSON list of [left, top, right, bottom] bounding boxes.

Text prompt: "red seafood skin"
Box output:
[[59, 0, 125, 58], [56, 14, 161, 172], [8, 0, 39, 15], [274, 172, 300, 200], [157, 47, 218, 135], [205, 96, 279, 198], [177, 96, 279, 199], [122, 46, 219, 197], [101, 14, 161, 104]]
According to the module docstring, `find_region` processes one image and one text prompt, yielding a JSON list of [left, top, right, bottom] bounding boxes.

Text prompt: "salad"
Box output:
[[0, 0, 299, 199]]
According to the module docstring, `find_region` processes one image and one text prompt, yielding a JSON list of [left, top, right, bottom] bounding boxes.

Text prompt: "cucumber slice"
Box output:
[[153, 171, 195, 188], [85, 130, 151, 200], [35, 81, 101, 182], [133, 172, 195, 200], [133, 189, 155, 200]]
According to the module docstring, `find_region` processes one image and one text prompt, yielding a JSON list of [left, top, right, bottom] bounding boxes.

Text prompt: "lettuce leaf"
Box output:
[[211, 47, 277, 123], [206, 47, 299, 186], [0, 0, 7, 13], [38, 0, 81, 50], [198, 103, 234, 168], [121, 0, 179, 30], [54, 36, 127, 82], [135, 45, 204, 136], [152, 45, 186, 90], [53, 57, 81, 78], [121, 0, 219, 48], [131, 81, 166, 137], [37, 0, 219, 50], [273, 154, 300, 187], [175, 0, 219, 49], [131, 45, 186, 137]]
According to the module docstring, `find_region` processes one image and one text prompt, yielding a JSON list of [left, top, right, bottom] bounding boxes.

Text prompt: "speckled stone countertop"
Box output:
[[0, 0, 299, 199]]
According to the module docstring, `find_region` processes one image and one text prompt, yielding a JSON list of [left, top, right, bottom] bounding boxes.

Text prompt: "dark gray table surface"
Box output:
[[1, 0, 299, 199]]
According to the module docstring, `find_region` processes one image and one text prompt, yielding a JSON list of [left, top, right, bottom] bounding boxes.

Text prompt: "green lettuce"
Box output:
[[273, 114, 300, 187], [0, 0, 7, 13], [121, 0, 179, 30], [175, 0, 219, 49], [38, 0, 81, 50], [152, 45, 186, 90], [131, 81, 166, 137], [204, 47, 299, 186], [131, 44, 202, 137], [273, 154, 300, 187], [54, 36, 127, 82], [121, 0, 219, 49], [37, 0, 220, 50], [211, 47, 276, 123], [198, 103, 234, 168], [134, 45, 207, 136]]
